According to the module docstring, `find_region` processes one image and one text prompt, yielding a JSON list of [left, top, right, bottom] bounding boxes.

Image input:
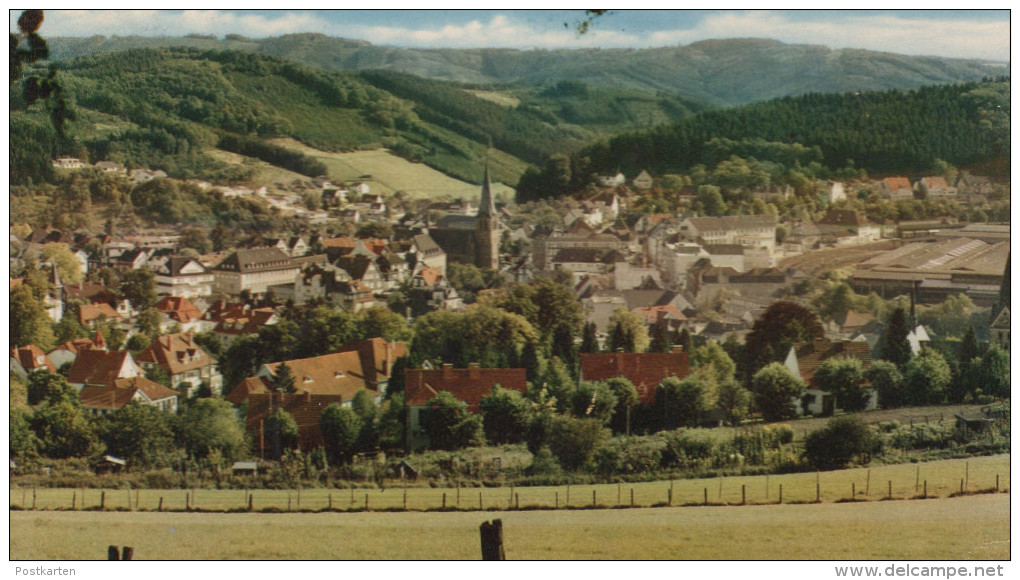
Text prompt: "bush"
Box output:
[[592, 437, 664, 476], [803, 415, 881, 470], [526, 446, 563, 477], [547, 416, 608, 471], [660, 429, 717, 470]]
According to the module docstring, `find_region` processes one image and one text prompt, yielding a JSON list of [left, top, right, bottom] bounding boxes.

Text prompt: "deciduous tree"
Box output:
[[749, 362, 805, 422]]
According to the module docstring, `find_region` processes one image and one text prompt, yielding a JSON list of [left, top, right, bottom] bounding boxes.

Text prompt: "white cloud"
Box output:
[[22, 10, 329, 38]]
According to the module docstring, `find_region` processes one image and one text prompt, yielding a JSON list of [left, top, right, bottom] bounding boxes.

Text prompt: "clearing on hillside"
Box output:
[[269, 139, 517, 200]]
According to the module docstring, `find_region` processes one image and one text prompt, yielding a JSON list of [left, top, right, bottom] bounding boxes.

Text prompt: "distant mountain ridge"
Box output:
[[47, 35, 1008, 107]]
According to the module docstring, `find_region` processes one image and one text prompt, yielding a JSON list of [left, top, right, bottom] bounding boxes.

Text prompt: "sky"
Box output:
[[11, 8, 1012, 62]]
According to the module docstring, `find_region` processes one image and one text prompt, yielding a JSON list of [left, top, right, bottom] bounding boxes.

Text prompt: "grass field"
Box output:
[[9, 493, 1009, 560], [268, 139, 517, 200], [11, 455, 1008, 513]]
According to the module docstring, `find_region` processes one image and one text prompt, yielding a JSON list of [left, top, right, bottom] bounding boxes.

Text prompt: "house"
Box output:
[[78, 376, 179, 415], [817, 181, 846, 204], [153, 256, 214, 298], [212, 247, 300, 296], [678, 215, 777, 251], [77, 303, 123, 328], [816, 209, 881, 246], [917, 176, 957, 199], [632, 304, 686, 333], [135, 333, 222, 397], [632, 170, 654, 190], [244, 392, 345, 455], [11, 345, 56, 374], [266, 237, 308, 258], [878, 177, 914, 201], [93, 161, 127, 175], [210, 306, 279, 344], [532, 229, 628, 271], [404, 364, 528, 451], [784, 338, 875, 416], [154, 296, 206, 332], [47, 335, 104, 369], [579, 351, 691, 406], [67, 349, 143, 391], [906, 325, 931, 356], [51, 157, 84, 170], [596, 172, 626, 187]]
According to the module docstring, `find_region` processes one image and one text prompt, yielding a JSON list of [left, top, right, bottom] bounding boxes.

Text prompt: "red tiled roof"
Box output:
[[245, 392, 346, 451], [78, 376, 177, 410], [67, 350, 136, 386], [882, 177, 912, 191], [136, 332, 215, 376], [64, 282, 116, 304], [11, 345, 56, 373], [78, 303, 121, 325], [337, 338, 408, 388], [632, 304, 685, 325], [404, 366, 528, 411], [793, 338, 873, 387], [580, 351, 691, 405], [260, 350, 379, 401], [51, 338, 98, 356], [417, 267, 442, 287], [113, 376, 179, 402], [227, 376, 272, 406], [156, 296, 203, 324]]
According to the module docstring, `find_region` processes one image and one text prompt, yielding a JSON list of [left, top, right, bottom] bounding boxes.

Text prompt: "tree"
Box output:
[[135, 307, 162, 340], [607, 307, 650, 353], [656, 374, 714, 429], [10, 407, 40, 461], [547, 415, 607, 471], [40, 243, 83, 284], [272, 362, 297, 394], [879, 307, 913, 367], [357, 306, 411, 342], [866, 360, 906, 409], [539, 355, 575, 412], [803, 415, 880, 470], [10, 284, 56, 350], [27, 371, 77, 406], [479, 386, 532, 445], [579, 321, 600, 353], [605, 377, 639, 435], [750, 363, 805, 422], [696, 185, 727, 216], [31, 401, 102, 459], [177, 399, 247, 461], [119, 269, 157, 311], [98, 402, 176, 468], [350, 389, 380, 452], [715, 380, 751, 425], [320, 403, 363, 464], [743, 301, 823, 379], [648, 321, 671, 353], [812, 357, 869, 413], [570, 381, 618, 426], [691, 342, 737, 385], [550, 323, 577, 369], [264, 408, 299, 460], [420, 391, 483, 450], [977, 345, 1009, 399], [376, 392, 406, 451], [902, 348, 952, 406]]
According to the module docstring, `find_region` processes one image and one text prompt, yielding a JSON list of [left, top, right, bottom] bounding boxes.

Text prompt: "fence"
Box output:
[[9, 458, 1008, 513]]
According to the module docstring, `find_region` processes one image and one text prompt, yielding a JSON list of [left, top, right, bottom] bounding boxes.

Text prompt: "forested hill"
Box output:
[[9, 47, 702, 186], [47, 35, 1007, 107], [516, 79, 1010, 200]]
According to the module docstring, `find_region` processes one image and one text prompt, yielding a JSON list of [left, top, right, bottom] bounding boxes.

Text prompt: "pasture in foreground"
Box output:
[[9, 493, 1008, 560]]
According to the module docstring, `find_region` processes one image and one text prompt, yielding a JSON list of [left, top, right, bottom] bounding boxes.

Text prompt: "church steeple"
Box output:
[[478, 161, 496, 219]]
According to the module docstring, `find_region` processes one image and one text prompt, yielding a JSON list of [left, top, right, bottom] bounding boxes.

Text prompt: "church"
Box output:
[[428, 165, 501, 270]]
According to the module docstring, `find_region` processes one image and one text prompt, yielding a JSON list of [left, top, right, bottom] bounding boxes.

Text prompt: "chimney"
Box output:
[[305, 391, 312, 404], [468, 362, 480, 380], [441, 363, 453, 380]]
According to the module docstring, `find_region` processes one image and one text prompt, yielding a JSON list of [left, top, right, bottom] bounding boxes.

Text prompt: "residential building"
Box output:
[[579, 351, 691, 406], [404, 364, 528, 451], [79, 377, 179, 415], [878, 177, 914, 201], [135, 333, 222, 397], [785, 338, 876, 416], [632, 170, 654, 190], [11, 345, 56, 374], [678, 215, 777, 251], [67, 349, 143, 391], [212, 247, 300, 296], [153, 256, 214, 298]]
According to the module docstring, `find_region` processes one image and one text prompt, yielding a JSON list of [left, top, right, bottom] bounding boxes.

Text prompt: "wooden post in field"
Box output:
[[741, 484, 746, 505], [443, 492, 447, 509], [101, 490, 106, 510], [866, 469, 871, 496], [960, 479, 964, 494], [555, 492, 558, 508], [778, 484, 783, 504], [403, 489, 407, 510], [328, 493, 333, 510], [108, 546, 119, 561], [297, 488, 301, 509], [668, 488, 672, 506], [815, 482, 820, 503], [766, 475, 769, 499], [592, 489, 596, 506], [618, 482, 621, 505], [158, 497, 163, 512], [121, 547, 134, 561], [965, 462, 969, 490], [72, 491, 77, 510], [32, 487, 37, 510], [630, 488, 634, 507], [457, 483, 461, 507], [248, 494, 253, 512], [479, 519, 506, 560], [135, 489, 140, 509], [996, 474, 999, 492], [852, 482, 856, 501], [288, 492, 292, 512], [923, 480, 927, 499], [566, 483, 570, 505], [479, 492, 483, 511], [515, 493, 519, 510], [704, 487, 708, 506], [915, 465, 920, 492]]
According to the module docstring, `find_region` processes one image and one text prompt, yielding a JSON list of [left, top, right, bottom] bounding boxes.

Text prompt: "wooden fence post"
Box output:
[[108, 546, 120, 560], [778, 484, 782, 504], [32, 487, 37, 510], [741, 484, 746, 505], [185, 492, 189, 511], [960, 479, 964, 494], [248, 494, 253, 512], [866, 469, 871, 496], [121, 547, 134, 561], [101, 491, 106, 510], [816, 482, 820, 503], [566, 484, 570, 505], [288, 492, 292, 512], [888, 481, 892, 500], [618, 483, 621, 505], [158, 497, 163, 512], [479, 519, 506, 561], [996, 474, 999, 492], [592, 490, 596, 506], [852, 482, 856, 501], [630, 488, 634, 507], [923, 480, 927, 499], [965, 462, 969, 490], [704, 487, 708, 506], [555, 492, 558, 509], [297, 488, 301, 509], [457, 484, 460, 507], [915, 466, 920, 492], [479, 492, 483, 511], [135, 489, 140, 510], [443, 492, 447, 509]]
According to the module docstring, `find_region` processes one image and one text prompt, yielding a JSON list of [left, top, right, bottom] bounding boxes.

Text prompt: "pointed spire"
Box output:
[[478, 160, 496, 219], [93, 329, 107, 350]]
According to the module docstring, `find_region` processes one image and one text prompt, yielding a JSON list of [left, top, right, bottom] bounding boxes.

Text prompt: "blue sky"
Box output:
[[13, 8, 1011, 61]]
